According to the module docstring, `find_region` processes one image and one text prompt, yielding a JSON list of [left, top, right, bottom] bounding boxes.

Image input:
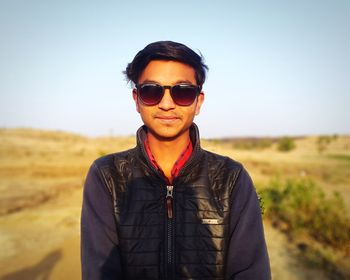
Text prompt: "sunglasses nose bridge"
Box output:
[[162, 85, 172, 94], [161, 85, 175, 101], [158, 85, 176, 108]]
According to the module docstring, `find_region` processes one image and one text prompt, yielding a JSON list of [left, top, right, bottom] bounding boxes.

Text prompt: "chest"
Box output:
[[113, 175, 230, 279]]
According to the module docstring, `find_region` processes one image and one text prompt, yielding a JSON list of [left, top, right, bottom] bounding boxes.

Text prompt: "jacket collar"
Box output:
[[135, 123, 203, 180]]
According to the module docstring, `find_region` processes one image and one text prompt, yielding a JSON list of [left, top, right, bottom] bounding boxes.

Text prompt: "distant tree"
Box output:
[[277, 137, 295, 152]]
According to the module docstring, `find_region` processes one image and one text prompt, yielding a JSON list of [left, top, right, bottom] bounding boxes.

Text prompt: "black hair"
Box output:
[[124, 41, 208, 86]]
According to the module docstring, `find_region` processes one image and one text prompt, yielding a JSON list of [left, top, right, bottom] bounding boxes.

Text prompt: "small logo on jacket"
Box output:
[[201, 219, 219, 224]]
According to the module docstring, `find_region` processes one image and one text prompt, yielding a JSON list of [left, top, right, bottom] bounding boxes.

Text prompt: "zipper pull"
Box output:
[[166, 185, 174, 219]]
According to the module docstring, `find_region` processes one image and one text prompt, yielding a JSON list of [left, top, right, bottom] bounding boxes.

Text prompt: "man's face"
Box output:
[[133, 60, 204, 141]]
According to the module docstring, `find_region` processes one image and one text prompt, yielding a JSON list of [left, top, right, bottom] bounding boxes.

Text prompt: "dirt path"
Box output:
[[265, 223, 328, 280], [0, 187, 329, 280], [0, 187, 82, 280]]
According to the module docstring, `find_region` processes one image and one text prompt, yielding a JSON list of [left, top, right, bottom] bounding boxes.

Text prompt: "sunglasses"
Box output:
[[136, 83, 201, 106]]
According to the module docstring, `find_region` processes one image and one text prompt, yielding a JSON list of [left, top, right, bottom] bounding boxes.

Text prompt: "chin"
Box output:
[[148, 126, 186, 141]]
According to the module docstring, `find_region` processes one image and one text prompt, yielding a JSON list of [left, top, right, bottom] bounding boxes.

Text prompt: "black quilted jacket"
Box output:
[[81, 124, 271, 280]]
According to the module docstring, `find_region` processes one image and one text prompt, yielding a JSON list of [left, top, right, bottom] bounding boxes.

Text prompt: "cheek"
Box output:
[[187, 103, 200, 117], [180, 107, 197, 121], [138, 106, 153, 122]]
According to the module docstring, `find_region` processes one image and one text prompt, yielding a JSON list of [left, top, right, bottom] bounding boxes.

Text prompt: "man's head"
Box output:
[[124, 41, 208, 141]]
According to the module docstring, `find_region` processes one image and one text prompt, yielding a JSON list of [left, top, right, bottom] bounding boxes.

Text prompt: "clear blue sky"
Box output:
[[1, 0, 349, 138]]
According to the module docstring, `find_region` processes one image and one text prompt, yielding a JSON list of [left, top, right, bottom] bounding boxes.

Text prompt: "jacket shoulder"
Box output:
[[93, 147, 137, 169], [202, 149, 243, 172], [200, 149, 245, 189], [91, 147, 137, 196]]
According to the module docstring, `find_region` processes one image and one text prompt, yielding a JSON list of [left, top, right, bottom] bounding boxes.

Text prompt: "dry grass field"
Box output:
[[0, 128, 349, 279]]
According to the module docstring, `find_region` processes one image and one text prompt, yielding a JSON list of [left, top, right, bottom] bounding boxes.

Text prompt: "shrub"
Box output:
[[232, 138, 273, 150], [206, 138, 273, 150], [261, 178, 350, 250], [277, 137, 295, 152], [261, 178, 350, 278]]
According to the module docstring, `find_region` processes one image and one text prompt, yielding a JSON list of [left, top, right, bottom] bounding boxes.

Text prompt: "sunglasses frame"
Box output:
[[135, 83, 202, 106]]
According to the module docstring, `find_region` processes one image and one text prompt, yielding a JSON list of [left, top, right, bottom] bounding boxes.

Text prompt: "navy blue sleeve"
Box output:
[[225, 168, 271, 280], [81, 163, 123, 279]]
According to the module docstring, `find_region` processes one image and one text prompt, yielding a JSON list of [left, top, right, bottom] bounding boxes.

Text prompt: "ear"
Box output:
[[195, 92, 205, 115], [132, 89, 140, 113]]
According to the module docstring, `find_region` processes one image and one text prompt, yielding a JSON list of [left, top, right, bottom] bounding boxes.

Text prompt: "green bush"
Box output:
[[261, 178, 350, 278], [232, 139, 273, 150], [277, 137, 296, 152], [206, 138, 273, 150], [261, 178, 350, 250]]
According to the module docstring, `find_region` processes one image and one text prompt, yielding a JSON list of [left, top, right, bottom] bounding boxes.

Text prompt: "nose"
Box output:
[[158, 88, 176, 110]]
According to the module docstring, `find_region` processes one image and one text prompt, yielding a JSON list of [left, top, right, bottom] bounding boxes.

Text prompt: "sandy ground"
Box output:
[[0, 187, 329, 280]]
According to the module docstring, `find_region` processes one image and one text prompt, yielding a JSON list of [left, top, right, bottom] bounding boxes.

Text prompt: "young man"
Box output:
[[81, 41, 271, 279]]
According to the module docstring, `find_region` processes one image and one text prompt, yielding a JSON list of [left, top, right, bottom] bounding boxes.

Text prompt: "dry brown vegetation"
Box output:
[[0, 128, 349, 279], [0, 128, 135, 215]]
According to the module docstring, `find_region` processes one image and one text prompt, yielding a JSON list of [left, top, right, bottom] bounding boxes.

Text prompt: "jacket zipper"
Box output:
[[166, 185, 174, 279]]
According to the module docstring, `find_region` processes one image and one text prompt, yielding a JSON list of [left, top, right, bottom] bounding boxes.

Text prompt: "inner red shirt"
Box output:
[[144, 138, 193, 184]]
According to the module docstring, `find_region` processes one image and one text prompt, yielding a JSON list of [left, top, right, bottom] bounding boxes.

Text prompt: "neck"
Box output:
[[147, 130, 191, 179]]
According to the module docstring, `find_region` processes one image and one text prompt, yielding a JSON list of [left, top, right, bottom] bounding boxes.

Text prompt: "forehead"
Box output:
[[138, 60, 196, 85]]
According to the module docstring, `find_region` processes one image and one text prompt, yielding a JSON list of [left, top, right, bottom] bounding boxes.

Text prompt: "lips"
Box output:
[[155, 115, 180, 120], [157, 117, 178, 120], [154, 115, 181, 125]]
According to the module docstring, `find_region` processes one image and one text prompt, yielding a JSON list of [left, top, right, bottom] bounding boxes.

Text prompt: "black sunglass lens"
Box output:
[[139, 85, 163, 105], [171, 85, 198, 106]]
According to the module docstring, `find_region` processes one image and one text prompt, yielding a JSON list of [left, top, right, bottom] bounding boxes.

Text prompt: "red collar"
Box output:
[[144, 138, 193, 183]]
